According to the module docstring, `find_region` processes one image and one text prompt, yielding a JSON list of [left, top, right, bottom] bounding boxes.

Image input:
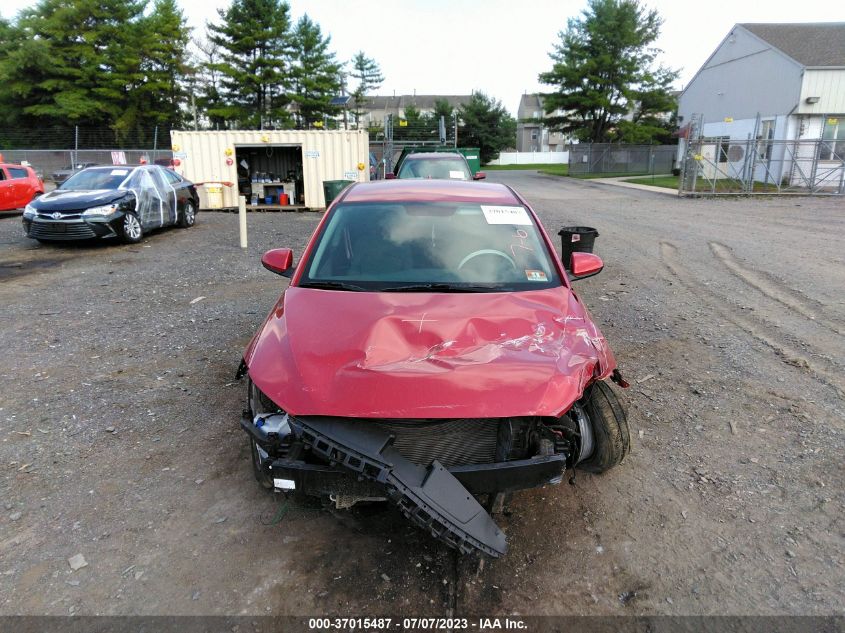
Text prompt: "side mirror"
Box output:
[[384, 172, 397, 180], [569, 252, 604, 279], [261, 248, 294, 277], [472, 171, 487, 180]]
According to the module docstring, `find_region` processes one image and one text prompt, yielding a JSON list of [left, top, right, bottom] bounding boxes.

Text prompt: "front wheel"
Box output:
[[577, 380, 630, 473], [179, 201, 196, 228], [122, 213, 143, 243]]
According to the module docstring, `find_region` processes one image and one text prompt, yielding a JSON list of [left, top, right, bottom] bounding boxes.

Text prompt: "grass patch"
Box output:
[[569, 172, 654, 179], [623, 175, 787, 193], [623, 175, 679, 189], [484, 163, 569, 174]]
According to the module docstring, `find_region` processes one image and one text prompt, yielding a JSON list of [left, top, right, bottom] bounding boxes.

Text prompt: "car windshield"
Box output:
[[398, 157, 471, 180], [300, 201, 561, 292], [61, 168, 131, 191]]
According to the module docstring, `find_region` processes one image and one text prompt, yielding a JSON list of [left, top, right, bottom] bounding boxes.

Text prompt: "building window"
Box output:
[[819, 117, 845, 161], [531, 130, 538, 140], [717, 136, 730, 163], [757, 119, 774, 161]]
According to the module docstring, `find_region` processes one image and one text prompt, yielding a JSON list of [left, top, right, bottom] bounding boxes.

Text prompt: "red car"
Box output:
[[0, 163, 44, 213], [238, 179, 629, 557]]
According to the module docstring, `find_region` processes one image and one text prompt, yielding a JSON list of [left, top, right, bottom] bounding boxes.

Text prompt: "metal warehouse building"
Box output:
[[170, 129, 370, 210]]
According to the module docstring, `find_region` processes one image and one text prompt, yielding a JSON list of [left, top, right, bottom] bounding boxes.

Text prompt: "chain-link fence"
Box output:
[[568, 143, 677, 176], [0, 127, 170, 150], [0, 149, 174, 183], [680, 136, 844, 196]]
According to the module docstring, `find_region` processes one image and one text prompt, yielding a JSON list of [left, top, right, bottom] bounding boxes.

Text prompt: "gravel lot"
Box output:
[[0, 172, 842, 617]]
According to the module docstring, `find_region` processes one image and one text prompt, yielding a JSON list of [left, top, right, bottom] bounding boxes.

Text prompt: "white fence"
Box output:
[[488, 151, 569, 166]]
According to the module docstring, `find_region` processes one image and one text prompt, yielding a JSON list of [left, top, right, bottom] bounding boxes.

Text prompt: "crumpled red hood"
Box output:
[[246, 287, 615, 419]]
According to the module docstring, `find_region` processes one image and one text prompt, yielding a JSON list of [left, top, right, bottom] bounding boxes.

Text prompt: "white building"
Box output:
[[678, 22, 845, 187]]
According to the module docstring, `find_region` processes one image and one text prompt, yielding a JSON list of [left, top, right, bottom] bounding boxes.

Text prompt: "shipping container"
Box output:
[[169, 129, 370, 209]]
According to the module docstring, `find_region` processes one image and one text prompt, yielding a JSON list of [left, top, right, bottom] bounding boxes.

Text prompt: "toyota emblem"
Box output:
[[51, 212, 62, 219]]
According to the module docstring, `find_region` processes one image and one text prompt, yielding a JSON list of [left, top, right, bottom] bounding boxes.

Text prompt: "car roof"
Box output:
[[84, 165, 143, 169], [0, 163, 31, 168], [342, 179, 520, 205], [403, 152, 464, 160]]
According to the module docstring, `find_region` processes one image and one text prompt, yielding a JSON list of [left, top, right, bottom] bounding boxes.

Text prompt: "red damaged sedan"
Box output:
[[238, 179, 630, 557]]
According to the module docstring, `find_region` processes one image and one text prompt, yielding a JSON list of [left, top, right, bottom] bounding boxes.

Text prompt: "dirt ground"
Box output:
[[0, 172, 842, 618]]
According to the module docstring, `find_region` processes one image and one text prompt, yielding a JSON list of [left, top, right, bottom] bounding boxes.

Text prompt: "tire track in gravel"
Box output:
[[659, 241, 845, 397], [709, 241, 844, 336]]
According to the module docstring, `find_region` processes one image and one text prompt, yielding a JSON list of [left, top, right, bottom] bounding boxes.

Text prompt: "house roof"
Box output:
[[352, 95, 474, 112], [740, 22, 845, 67], [517, 94, 543, 119]]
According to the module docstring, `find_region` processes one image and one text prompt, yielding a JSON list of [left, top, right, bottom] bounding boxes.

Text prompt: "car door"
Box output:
[[127, 167, 167, 229], [0, 168, 9, 210], [161, 168, 188, 211], [7, 166, 33, 209], [150, 166, 178, 225]]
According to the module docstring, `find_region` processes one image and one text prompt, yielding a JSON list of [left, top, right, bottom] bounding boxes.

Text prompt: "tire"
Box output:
[[250, 437, 274, 490], [122, 213, 143, 243], [577, 379, 630, 474], [179, 201, 196, 228]]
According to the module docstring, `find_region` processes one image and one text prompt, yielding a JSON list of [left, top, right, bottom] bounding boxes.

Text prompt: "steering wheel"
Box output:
[[457, 249, 517, 271]]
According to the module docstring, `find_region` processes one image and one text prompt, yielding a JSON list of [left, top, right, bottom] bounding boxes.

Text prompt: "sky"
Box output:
[[0, 0, 838, 114]]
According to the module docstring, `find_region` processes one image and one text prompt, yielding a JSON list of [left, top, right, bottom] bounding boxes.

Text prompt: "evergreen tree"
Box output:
[[432, 99, 455, 122], [348, 51, 383, 128], [394, 104, 432, 141], [289, 15, 342, 128], [0, 0, 147, 131], [192, 37, 226, 130], [0, 0, 193, 145], [458, 93, 516, 164], [208, 0, 293, 129], [127, 0, 193, 134], [539, 0, 677, 143]]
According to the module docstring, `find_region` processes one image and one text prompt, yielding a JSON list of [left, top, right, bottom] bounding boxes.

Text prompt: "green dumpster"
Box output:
[[322, 180, 355, 206], [456, 148, 481, 176]]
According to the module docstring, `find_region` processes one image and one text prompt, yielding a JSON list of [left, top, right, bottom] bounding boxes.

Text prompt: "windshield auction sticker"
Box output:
[[480, 205, 532, 225], [525, 269, 548, 281]]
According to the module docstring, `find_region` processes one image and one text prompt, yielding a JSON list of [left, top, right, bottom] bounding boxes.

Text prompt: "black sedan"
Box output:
[[23, 165, 199, 243]]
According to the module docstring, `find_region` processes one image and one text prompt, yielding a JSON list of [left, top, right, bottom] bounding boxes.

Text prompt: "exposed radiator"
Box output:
[[368, 418, 500, 468]]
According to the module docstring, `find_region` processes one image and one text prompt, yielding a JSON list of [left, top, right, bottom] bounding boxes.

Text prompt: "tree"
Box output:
[[457, 92, 516, 164], [0, 0, 148, 130], [432, 98, 455, 122], [539, 0, 678, 143], [289, 15, 342, 128], [394, 104, 434, 141], [348, 51, 383, 128], [208, 0, 293, 129], [121, 0, 193, 136], [0, 0, 193, 145], [191, 37, 226, 130]]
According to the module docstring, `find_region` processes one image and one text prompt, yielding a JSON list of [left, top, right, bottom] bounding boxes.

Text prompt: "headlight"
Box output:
[[248, 379, 291, 440], [248, 379, 284, 416], [23, 204, 37, 219], [82, 203, 119, 217]]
